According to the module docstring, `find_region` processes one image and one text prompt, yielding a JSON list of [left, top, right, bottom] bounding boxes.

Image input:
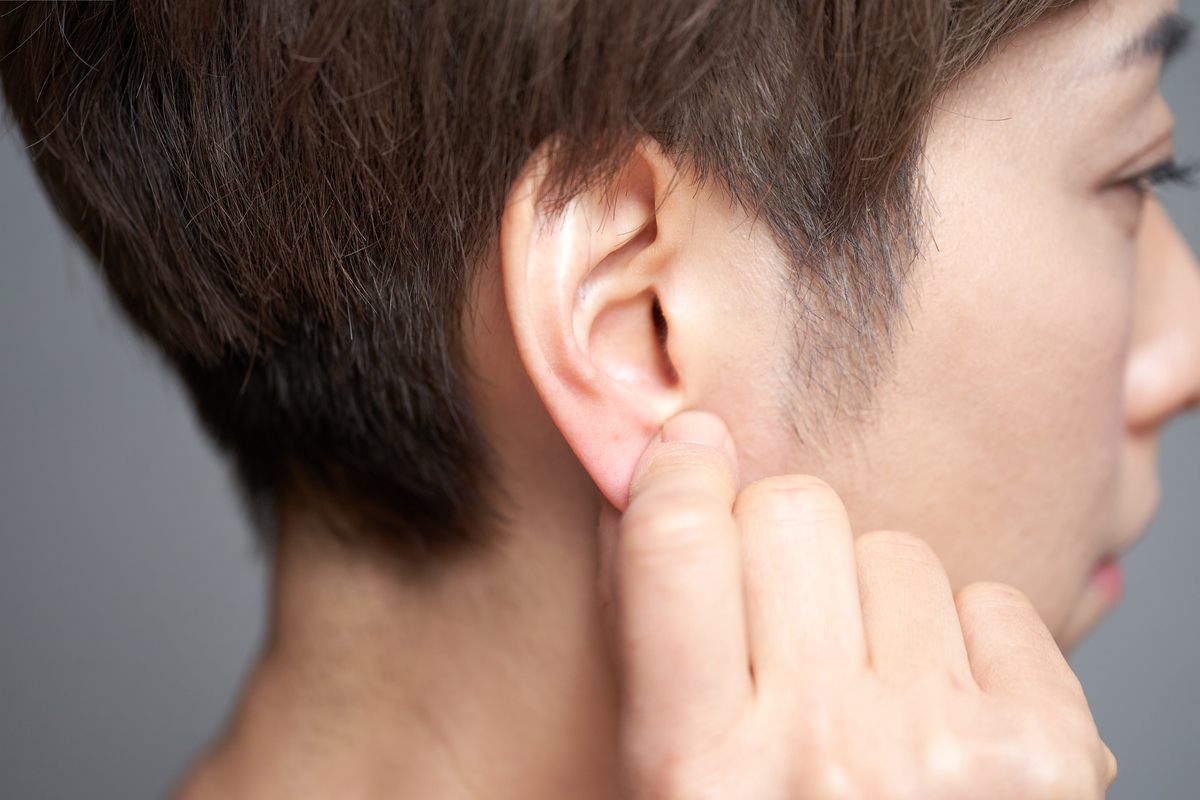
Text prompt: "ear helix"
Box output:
[[501, 139, 690, 510]]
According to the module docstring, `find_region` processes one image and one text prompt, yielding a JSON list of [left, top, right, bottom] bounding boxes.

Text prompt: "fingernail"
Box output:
[[661, 410, 728, 449]]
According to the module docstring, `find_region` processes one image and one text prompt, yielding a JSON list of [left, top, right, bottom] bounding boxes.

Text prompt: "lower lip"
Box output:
[[1090, 556, 1125, 606]]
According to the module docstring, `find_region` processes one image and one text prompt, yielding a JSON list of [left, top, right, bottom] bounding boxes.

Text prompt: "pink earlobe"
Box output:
[[549, 385, 660, 511]]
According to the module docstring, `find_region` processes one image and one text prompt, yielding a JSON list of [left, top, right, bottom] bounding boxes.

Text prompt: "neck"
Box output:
[[178, 480, 617, 799], [176, 267, 619, 799]]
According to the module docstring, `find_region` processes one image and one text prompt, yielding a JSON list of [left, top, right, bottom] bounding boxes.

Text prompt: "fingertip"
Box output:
[[1102, 742, 1118, 787], [625, 410, 739, 513], [662, 410, 726, 446], [660, 409, 739, 466]]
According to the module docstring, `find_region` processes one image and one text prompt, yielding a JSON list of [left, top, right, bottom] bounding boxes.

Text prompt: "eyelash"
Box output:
[[1129, 159, 1197, 195]]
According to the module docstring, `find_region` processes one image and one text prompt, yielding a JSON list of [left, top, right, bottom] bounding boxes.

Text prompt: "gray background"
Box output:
[[1, 9, 1198, 799]]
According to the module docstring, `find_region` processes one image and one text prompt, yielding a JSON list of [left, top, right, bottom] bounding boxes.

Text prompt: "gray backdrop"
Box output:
[[2, 8, 1198, 798]]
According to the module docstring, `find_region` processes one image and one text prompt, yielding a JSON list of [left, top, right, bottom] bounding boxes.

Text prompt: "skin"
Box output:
[[813, 0, 1200, 649], [607, 411, 1116, 797], [176, 0, 1200, 797], [602, 0, 1200, 655]]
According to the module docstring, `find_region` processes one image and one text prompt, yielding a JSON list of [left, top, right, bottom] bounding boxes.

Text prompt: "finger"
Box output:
[[856, 530, 975, 689], [959, 583, 1119, 797], [616, 411, 749, 740], [597, 502, 622, 656], [955, 582, 1077, 697], [1102, 741, 1118, 789], [738, 475, 867, 690], [954, 582, 1081, 699]]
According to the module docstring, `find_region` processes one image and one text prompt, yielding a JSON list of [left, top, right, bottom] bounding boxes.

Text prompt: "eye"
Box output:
[[1097, 156, 1194, 236], [1125, 158, 1197, 196]]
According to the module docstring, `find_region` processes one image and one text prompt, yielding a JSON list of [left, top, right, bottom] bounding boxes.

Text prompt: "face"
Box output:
[[706, 0, 1200, 652]]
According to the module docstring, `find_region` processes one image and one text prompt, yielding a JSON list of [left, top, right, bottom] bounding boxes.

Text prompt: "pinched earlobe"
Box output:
[[502, 143, 687, 509]]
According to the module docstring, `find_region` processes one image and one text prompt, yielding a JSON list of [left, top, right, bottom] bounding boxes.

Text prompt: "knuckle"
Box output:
[[1024, 750, 1103, 799], [1102, 743, 1119, 785], [927, 724, 1108, 800], [929, 745, 975, 795], [795, 764, 861, 800], [995, 718, 1111, 799], [643, 768, 717, 800], [798, 761, 919, 800], [625, 744, 730, 800]]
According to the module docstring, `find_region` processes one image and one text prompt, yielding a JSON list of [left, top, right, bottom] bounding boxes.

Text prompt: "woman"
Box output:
[[1, 0, 1197, 796]]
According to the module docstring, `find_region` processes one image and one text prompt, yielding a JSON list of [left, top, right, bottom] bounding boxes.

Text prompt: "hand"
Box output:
[[602, 410, 1117, 799]]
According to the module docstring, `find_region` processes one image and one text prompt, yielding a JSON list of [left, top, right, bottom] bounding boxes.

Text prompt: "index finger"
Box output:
[[615, 411, 751, 744]]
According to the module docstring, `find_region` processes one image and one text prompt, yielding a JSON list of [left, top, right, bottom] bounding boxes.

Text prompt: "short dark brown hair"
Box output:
[[0, 0, 1074, 560]]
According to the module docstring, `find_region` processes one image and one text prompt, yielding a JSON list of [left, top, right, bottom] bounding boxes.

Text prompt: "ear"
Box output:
[[502, 142, 687, 510]]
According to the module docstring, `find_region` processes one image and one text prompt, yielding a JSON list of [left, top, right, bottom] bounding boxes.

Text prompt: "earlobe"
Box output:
[[502, 144, 685, 509]]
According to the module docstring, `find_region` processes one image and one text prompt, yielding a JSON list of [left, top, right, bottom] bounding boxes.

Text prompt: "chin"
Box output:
[[1057, 559, 1126, 655]]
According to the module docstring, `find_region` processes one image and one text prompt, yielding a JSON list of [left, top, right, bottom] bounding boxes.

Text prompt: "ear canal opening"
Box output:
[[652, 296, 667, 346], [652, 296, 678, 383]]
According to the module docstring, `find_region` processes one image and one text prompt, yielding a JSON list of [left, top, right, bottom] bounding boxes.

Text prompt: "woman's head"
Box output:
[[1, 0, 1082, 549], [2, 0, 1197, 649], [723, 0, 1200, 651]]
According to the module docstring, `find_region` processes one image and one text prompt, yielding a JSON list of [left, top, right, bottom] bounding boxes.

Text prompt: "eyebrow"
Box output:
[[1118, 12, 1193, 66]]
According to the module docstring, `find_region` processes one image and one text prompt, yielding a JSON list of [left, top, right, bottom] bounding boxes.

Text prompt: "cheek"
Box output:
[[840, 213, 1134, 635], [691, 177, 1137, 639]]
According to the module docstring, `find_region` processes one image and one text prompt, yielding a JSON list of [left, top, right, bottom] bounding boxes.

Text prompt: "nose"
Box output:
[[1125, 197, 1200, 433]]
